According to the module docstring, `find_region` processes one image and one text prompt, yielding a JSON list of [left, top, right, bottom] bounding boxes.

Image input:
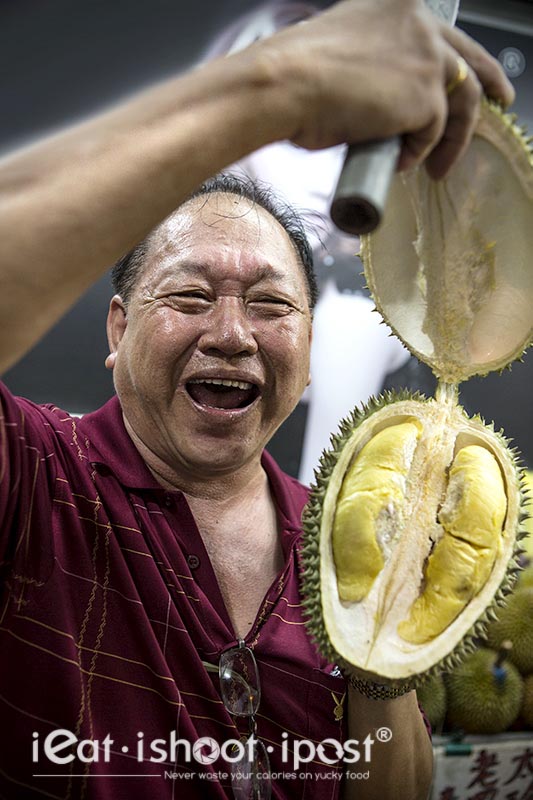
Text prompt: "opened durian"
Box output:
[[301, 101, 533, 691]]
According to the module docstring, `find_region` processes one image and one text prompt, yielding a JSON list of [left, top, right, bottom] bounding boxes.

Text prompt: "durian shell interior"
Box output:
[[360, 102, 533, 383]]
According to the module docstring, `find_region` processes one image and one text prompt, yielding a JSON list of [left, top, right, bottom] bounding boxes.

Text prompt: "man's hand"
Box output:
[[341, 686, 433, 800], [0, 0, 516, 374], [258, 0, 514, 177]]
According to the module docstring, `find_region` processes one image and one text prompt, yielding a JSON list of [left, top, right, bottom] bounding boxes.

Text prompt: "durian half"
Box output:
[[301, 101, 533, 690]]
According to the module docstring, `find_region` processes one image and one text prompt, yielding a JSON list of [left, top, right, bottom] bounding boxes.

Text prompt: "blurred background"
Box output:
[[2, 0, 533, 477]]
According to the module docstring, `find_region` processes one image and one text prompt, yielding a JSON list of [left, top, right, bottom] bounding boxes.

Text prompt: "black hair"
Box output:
[[111, 173, 318, 308]]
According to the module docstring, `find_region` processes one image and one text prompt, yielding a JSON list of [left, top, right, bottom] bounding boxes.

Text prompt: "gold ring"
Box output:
[[446, 56, 469, 95]]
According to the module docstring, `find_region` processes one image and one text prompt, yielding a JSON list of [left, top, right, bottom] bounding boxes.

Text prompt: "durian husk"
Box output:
[[301, 390, 529, 689], [301, 101, 533, 690], [517, 470, 533, 589], [360, 101, 533, 384]]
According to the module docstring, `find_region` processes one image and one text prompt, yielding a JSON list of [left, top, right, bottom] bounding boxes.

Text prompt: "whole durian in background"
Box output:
[[522, 674, 533, 728], [414, 674, 447, 732], [445, 647, 523, 734], [302, 101, 533, 693], [485, 587, 533, 675]]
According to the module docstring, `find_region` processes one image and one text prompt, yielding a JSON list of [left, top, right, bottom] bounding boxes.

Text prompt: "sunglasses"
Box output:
[[203, 639, 271, 799]]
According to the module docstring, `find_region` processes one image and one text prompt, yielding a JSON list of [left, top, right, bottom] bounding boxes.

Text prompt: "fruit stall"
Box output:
[[431, 733, 533, 799]]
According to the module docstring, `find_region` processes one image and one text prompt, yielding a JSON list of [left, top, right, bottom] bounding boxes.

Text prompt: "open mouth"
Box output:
[[186, 378, 260, 411]]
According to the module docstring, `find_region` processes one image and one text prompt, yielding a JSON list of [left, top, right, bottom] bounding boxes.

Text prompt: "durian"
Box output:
[[519, 562, 533, 590], [301, 101, 533, 691], [485, 586, 533, 674], [521, 674, 533, 727], [445, 646, 523, 734], [415, 674, 447, 732], [517, 470, 533, 588]]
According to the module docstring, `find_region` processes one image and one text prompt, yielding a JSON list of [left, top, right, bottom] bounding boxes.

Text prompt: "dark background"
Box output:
[[2, 0, 533, 474]]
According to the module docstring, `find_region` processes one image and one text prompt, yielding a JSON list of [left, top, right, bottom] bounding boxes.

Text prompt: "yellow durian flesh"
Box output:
[[397, 445, 507, 644], [318, 393, 521, 684], [332, 419, 422, 602]]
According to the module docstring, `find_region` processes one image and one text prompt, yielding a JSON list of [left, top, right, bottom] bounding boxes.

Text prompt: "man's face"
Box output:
[[107, 192, 312, 482]]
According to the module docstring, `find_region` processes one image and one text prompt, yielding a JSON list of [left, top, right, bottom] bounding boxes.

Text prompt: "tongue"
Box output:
[[187, 383, 253, 410]]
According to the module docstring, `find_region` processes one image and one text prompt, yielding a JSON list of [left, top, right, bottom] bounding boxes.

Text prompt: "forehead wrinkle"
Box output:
[[189, 200, 303, 291], [141, 194, 307, 296], [149, 257, 292, 289]]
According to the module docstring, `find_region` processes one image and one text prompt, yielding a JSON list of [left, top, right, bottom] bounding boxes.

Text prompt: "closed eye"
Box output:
[[163, 290, 212, 312], [187, 291, 212, 300], [247, 297, 296, 316]]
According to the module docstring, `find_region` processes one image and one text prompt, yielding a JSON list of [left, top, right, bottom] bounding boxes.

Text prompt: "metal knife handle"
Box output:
[[330, 136, 401, 235]]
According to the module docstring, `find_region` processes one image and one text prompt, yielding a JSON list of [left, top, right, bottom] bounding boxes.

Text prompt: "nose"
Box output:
[[197, 297, 258, 357]]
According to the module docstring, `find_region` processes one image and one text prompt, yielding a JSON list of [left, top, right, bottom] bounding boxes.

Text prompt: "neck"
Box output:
[[123, 413, 267, 502], [123, 414, 281, 639]]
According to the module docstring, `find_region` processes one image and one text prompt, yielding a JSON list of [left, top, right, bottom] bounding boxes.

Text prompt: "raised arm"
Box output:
[[0, 0, 513, 374]]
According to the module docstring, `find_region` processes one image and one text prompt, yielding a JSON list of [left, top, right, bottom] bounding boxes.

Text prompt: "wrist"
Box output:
[[247, 34, 310, 147], [346, 673, 412, 701]]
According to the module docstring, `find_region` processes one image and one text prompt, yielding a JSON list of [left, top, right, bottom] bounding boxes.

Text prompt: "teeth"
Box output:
[[189, 378, 253, 390]]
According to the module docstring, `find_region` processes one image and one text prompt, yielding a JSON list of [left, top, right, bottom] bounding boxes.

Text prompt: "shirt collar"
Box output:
[[79, 395, 309, 531], [79, 395, 163, 490], [261, 449, 309, 535]]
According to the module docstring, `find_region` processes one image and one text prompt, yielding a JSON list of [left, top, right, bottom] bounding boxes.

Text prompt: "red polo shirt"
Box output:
[[0, 384, 349, 799]]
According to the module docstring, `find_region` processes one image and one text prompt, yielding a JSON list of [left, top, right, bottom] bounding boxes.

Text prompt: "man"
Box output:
[[203, 1, 413, 485], [0, 1, 514, 797], [3, 171, 431, 799]]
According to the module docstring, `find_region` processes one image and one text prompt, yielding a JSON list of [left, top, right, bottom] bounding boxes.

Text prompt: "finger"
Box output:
[[398, 113, 445, 174], [397, 86, 448, 174], [425, 53, 482, 180], [442, 24, 515, 108]]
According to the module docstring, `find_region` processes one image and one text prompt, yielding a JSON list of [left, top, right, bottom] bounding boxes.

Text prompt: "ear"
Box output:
[[105, 295, 127, 370]]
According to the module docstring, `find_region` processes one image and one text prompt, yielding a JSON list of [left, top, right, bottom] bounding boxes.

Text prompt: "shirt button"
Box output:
[[164, 494, 174, 508], [187, 554, 200, 570]]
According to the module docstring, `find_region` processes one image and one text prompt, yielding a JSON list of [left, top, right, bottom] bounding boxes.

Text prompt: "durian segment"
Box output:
[[332, 420, 422, 602], [439, 445, 507, 548], [360, 102, 533, 383], [398, 445, 507, 644]]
